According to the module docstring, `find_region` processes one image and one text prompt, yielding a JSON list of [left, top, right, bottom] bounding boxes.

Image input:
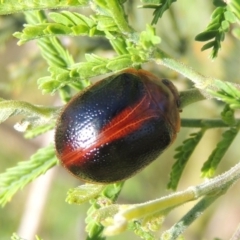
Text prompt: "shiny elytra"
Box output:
[[55, 68, 181, 183]]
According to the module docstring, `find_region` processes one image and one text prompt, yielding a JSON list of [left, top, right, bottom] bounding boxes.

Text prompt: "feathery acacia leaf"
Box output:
[[201, 127, 239, 178], [168, 129, 206, 190], [207, 80, 240, 109], [195, 5, 239, 58], [0, 0, 88, 15], [140, 0, 177, 24], [201, 106, 240, 177], [0, 144, 58, 206], [0, 98, 58, 131]]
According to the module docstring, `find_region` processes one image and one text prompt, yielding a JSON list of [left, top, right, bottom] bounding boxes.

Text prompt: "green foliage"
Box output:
[[20, 11, 88, 96], [141, 0, 177, 24], [13, 9, 161, 95], [66, 183, 124, 239], [24, 122, 56, 139], [0, 144, 58, 206], [201, 106, 240, 178], [170, 104, 240, 189], [201, 127, 239, 178], [168, 129, 206, 190], [207, 80, 240, 109], [129, 221, 156, 240], [85, 183, 124, 239], [14, 11, 103, 44], [195, 4, 239, 58], [94, 165, 240, 238], [0, 0, 88, 15], [0, 98, 56, 123], [66, 184, 105, 205], [0, 98, 58, 135], [0, 1, 240, 240], [221, 104, 236, 126]]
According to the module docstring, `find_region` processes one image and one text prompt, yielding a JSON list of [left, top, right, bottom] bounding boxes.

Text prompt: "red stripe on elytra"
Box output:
[[62, 95, 159, 166]]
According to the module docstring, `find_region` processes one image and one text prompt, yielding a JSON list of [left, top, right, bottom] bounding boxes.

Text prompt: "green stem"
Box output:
[[164, 162, 240, 238], [104, 189, 196, 236], [104, 162, 240, 236], [123, 190, 195, 220], [0, 1, 87, 15], [152, 49, 240, 103], [194, 162, 240, 198], [161, 194, 220, 240], [180, 89, 206, 108], [181, 118, 239, 128], [0, 99, 58, 121], [152, 49, 225, 96], [153, 49, 206, 85]]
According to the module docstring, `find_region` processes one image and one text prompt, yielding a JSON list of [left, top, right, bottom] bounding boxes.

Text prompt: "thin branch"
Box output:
[[161, 194, 220, 240], [181, 118, 239, 128], [103, 162, 240, 236]]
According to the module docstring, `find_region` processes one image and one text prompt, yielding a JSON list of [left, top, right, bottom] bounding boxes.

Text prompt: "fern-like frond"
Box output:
[[168, 129, 206, 190], [24, 122, 56, 139], [201, 127, 239, 178], [13, 8, 161, 95], [18, 11, 89, 96], [13, 12, 102, 45], [0, 98, 58, 132], [93, 0, 133, 34], [38, 24, 161, 93], [141, 0, 177, 24], [0, 144, 58, 206], [13, 9, 133, 45], [0, 0, 88, 15], [195, 5, 238, 58], [201, 105, 239, 177], [152, 0, 177, 24], [14, 10, 137, 94], [207, 80, 240, 109], [37, 53, 134, 94], [22, 11, 74, 68]]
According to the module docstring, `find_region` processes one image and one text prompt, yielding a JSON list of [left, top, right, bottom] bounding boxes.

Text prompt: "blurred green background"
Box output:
[[1, 1, 240, 239]]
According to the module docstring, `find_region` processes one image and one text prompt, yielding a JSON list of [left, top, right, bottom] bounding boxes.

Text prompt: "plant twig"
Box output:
[[103, 162, 240, 236], [161, 194, 220, 240], [181, 118, 240, 128]]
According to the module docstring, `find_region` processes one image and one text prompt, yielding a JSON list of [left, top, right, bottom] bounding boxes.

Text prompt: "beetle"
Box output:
[[55, 68, 181, 183]]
